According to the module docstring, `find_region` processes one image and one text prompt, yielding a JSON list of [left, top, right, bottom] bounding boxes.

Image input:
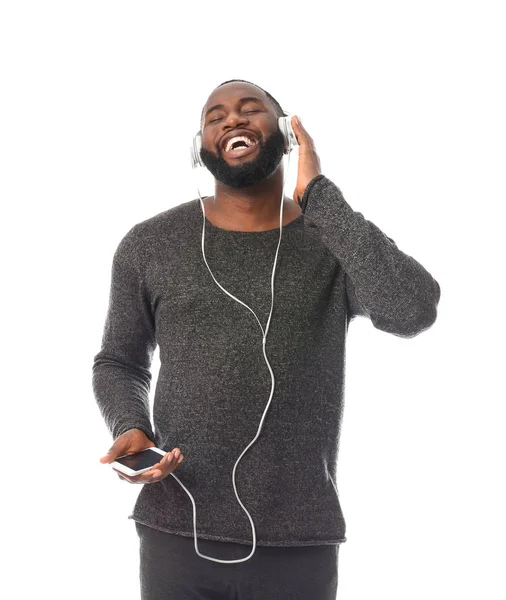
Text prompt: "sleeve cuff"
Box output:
[[300, 174, 327, 214], [115, 424, 157, 445]]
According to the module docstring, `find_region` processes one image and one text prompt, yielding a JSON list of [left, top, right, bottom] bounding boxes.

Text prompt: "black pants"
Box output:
[[135, 521, 340, 600]]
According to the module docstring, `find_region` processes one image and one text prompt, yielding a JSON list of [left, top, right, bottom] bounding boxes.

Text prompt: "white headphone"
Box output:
[[166, 113, 299, 563]]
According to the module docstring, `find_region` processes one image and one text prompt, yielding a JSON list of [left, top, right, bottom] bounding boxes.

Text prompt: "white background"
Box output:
[[1, 1, 504, 598]]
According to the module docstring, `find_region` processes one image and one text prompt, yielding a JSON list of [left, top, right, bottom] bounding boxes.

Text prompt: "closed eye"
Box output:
[[209, 110, 261, 124]]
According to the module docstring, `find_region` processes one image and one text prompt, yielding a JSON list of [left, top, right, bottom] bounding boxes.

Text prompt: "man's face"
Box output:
[[199, 84, 286, 189]]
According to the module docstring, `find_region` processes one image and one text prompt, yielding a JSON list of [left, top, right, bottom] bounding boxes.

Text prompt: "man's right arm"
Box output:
[[92, 224, 157, 445]]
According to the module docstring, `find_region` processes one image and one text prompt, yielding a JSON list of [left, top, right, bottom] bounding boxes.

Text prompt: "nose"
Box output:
[[222, 111, 249, 130]]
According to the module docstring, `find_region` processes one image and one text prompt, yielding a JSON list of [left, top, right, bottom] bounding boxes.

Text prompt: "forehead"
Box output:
[[204, 82, 268, 111]]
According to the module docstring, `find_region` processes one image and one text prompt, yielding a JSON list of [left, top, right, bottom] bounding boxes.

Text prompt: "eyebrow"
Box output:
[[204, 96, 264, 120]]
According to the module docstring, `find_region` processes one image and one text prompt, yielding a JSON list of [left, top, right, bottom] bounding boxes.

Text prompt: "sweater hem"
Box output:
[[129, 515, 346, 547]]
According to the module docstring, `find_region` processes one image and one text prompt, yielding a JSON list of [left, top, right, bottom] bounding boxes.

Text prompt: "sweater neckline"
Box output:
[[194, 198, 303, 235]]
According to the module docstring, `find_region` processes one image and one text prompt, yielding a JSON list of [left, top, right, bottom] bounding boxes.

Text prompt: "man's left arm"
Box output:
[[290, 116, 440, 339], [301, 174, 441, 338], [301, 175, 441, 338]]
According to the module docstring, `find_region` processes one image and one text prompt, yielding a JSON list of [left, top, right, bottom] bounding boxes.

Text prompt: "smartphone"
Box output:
[[110, 447, 167, 476]]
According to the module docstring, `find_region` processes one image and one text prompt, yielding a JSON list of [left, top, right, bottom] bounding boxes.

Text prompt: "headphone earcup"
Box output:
[[191, 131, 205, 169], [278, 114, 298, 155], [278, 116, 288, 154]]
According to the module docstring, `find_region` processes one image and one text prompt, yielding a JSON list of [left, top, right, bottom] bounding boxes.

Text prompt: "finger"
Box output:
[[169, 448, 184, 469], [293, 116, 315, 147], [292, 115, 304, 131], [112, 468, 146, 485], [169, 452, 184, 472], [100, 449, 115, 463], [114, 469, 133, 482], [291, 116, 306, 146], [153, 450, 184, 482], [153, 451, 176, 478], [137, 451, 175, 483]]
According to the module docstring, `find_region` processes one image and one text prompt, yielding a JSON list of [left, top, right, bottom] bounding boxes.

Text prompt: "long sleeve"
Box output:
[[92, 224, 157, 443], [300, 175, 441, 338]]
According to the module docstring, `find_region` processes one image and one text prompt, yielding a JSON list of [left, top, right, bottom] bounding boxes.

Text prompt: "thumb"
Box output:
[[99, 451, 112, 464], [100, 444, 118, 464]]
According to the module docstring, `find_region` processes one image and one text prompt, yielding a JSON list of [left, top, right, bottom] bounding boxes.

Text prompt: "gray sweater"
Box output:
[[92, 174, 441, 547]]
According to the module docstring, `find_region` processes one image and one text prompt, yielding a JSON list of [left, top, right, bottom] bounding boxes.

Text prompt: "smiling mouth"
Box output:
[[223, 143, 259, 159]]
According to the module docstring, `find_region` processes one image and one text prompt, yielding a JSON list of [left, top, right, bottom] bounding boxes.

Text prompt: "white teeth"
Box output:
[[224, 135, 257, 152]]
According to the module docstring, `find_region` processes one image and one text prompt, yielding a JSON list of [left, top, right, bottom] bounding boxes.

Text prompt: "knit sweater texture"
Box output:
[[92, 174, 441, 547]]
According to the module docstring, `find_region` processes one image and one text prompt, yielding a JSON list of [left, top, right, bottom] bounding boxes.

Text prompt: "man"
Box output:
[[93, 79, 441, 599]]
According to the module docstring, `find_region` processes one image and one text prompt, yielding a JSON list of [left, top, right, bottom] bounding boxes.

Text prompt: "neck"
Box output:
[[205, 169, 299, 231]]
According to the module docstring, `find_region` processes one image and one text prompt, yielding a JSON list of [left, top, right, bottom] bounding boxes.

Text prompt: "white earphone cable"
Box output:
[[166, 148, 292, 563]]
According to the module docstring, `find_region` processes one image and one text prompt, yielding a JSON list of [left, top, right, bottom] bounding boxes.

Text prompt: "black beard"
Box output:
[[199, 127, 286, 189]]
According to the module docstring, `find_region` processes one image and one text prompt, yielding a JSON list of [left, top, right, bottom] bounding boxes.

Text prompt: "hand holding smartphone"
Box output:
[[99, 428, 184, 484]]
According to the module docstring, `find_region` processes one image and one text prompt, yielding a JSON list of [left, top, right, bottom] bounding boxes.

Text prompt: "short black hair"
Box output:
[[200, 79, 287, 129]]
